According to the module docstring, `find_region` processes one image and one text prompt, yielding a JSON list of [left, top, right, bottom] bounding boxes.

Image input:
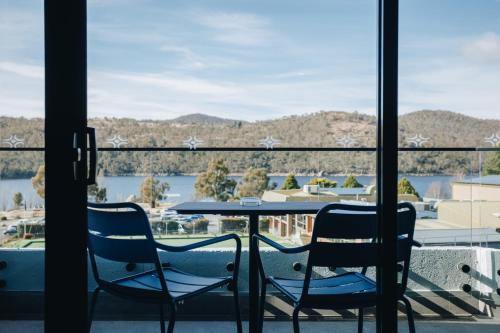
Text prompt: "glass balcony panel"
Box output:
[[0, 151, 45, 249]]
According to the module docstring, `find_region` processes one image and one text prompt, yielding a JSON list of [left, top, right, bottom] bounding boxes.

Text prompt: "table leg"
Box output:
[[248, 213, 259, 333]]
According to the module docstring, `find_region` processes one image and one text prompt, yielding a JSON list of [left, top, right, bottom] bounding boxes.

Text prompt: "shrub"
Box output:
[[308, 178, 337, 188], [184, 219, 209, 233], [24, 233, 34, 239], [166, 221, 180, 232], [259, 218, 270, 233], [0, 216, 7, 221], [343, 175, 363, 188], [221, 218, 247, 233]]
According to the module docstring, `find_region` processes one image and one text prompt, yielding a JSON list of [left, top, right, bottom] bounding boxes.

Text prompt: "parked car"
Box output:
[[3, 225, 17, 235]]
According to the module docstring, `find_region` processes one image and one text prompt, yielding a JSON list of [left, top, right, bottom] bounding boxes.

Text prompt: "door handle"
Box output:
[[73, 127, 98, 185], [85, 127, 97, 185]]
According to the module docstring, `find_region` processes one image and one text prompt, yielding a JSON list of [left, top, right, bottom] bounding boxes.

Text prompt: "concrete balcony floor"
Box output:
[[2, 320, 500, 333]]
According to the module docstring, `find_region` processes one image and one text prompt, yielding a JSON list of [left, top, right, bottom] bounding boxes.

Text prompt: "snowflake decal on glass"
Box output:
[[484, 134, 500, 147], [406, 134, 430, 147], [259, 136, 281, 149], [336, 134, 357, 148], [183, 136, 203, 150], [2, 135, 24, 148], [106, 135, 128, 148]]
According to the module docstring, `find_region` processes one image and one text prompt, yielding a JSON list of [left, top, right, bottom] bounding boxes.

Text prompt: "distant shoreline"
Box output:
[[0, 173, 465, 181]]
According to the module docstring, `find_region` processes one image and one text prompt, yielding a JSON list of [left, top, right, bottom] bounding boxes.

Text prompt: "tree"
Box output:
[[195, 159, 236, 201], [88, 184, 107, 203], [308, 177, 337, 188], [398, 177, 419, 197], [281, 174, 300, 190], [13, 192, 23, 208], [237, 168, 270, 198], [343, 175, 363, 188], [140, 176, 170, 208], [482, 151, 500, 175], [31, 165, 45, 199]]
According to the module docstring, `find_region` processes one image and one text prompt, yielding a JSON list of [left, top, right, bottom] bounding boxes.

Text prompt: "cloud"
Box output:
[[84, 68, 377, 121], [108, 72, 241, 96], [462, 32, 500, 63], [192, 11, 273, 46], [0, 62, 43, 79], [399, 61, 500, 119]]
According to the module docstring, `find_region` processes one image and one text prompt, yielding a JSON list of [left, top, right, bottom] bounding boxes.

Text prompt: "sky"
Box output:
[[1, 0, 500, 121]]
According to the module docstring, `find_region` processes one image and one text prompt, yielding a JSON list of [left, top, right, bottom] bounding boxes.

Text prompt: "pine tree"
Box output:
[[398, 177, 419, 197], [343, 175, 363, 188], [281, 174, 300, 190]]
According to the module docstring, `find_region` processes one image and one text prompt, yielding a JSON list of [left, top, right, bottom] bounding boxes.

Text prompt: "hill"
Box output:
[[168, 113, 245, 125], [0, 110, 498, 178]]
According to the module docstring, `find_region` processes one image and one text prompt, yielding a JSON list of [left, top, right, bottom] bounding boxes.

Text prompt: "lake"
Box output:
[[0, 175, 461, 210]]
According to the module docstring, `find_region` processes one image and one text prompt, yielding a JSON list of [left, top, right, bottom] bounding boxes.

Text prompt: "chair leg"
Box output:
[[167, 303, 177, 333], [160, 303, 166, 333], [292, 307, 301, 333], [88, 287, 100, 333], [357, 308, 363, 333], [233, 281, 243, 333], [258, 282, 267, 333], [401, 296, 416, 333]]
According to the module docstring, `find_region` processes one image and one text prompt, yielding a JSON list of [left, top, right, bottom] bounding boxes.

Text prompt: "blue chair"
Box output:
[[87, 202, 242, 333], [254, 202, 419, 333]]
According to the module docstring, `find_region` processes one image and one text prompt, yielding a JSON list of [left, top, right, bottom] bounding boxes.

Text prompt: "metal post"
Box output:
[[377, 0, 399, 332], [45, 1, 88, 332]]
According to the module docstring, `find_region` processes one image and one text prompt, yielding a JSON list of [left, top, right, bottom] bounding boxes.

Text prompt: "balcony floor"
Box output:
[[2, 320, 500, 333]]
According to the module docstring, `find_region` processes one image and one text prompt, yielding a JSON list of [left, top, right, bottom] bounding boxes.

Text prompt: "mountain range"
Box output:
[[0, 110, 498, 178]]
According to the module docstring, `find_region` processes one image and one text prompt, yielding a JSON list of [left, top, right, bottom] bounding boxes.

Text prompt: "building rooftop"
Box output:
[[454, 175, 500, 186]]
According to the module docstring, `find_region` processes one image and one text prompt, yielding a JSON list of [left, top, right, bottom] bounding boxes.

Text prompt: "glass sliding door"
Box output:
[[87, 0, 381, 331], [0, 0, 45, 321], [399, 0, 500, 328]]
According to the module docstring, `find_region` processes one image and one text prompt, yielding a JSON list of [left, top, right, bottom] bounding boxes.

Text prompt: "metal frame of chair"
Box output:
[[87, 202, 242, 333], [254, 202, 419, 333]]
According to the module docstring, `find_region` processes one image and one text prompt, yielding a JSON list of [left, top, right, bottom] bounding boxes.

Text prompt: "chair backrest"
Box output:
[[87, 202, 167, 291], [302, 202, 416, 299]]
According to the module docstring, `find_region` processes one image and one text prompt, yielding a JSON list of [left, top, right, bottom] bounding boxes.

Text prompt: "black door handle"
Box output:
[[73, 127, 97, 185], [85, 127, 97, 185]]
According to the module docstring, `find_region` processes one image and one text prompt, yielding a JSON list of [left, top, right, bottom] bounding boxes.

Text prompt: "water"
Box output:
[[0, 175, 460, 210]]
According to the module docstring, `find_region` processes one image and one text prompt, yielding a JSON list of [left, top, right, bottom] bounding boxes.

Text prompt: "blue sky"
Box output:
[[1, 0, 499, 121]]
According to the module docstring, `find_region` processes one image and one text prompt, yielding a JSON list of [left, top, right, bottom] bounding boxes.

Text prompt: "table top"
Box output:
[[169, 201, 331, 216]]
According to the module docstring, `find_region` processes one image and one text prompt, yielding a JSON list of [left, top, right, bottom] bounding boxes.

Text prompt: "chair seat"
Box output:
[[103, 267, 232, 301], [269, 272, 376, 308]]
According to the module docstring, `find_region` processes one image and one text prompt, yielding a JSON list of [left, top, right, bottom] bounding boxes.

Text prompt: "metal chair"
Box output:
[[254, 202, 419, 333], [87, 202, 242, 333]]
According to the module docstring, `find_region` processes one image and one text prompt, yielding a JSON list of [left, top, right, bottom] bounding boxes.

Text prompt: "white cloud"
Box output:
[[399, 62, 500, 119], [0, 62, 43, 79], [0, 61, 44, 118], [192, 11, 273, 46], [108, 72, 241, 96], [85, 68, 377, 121], [462, 32, 500, 63]]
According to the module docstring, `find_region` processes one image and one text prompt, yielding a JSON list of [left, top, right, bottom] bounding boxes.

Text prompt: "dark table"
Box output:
[[170, 201, 329, 333]]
